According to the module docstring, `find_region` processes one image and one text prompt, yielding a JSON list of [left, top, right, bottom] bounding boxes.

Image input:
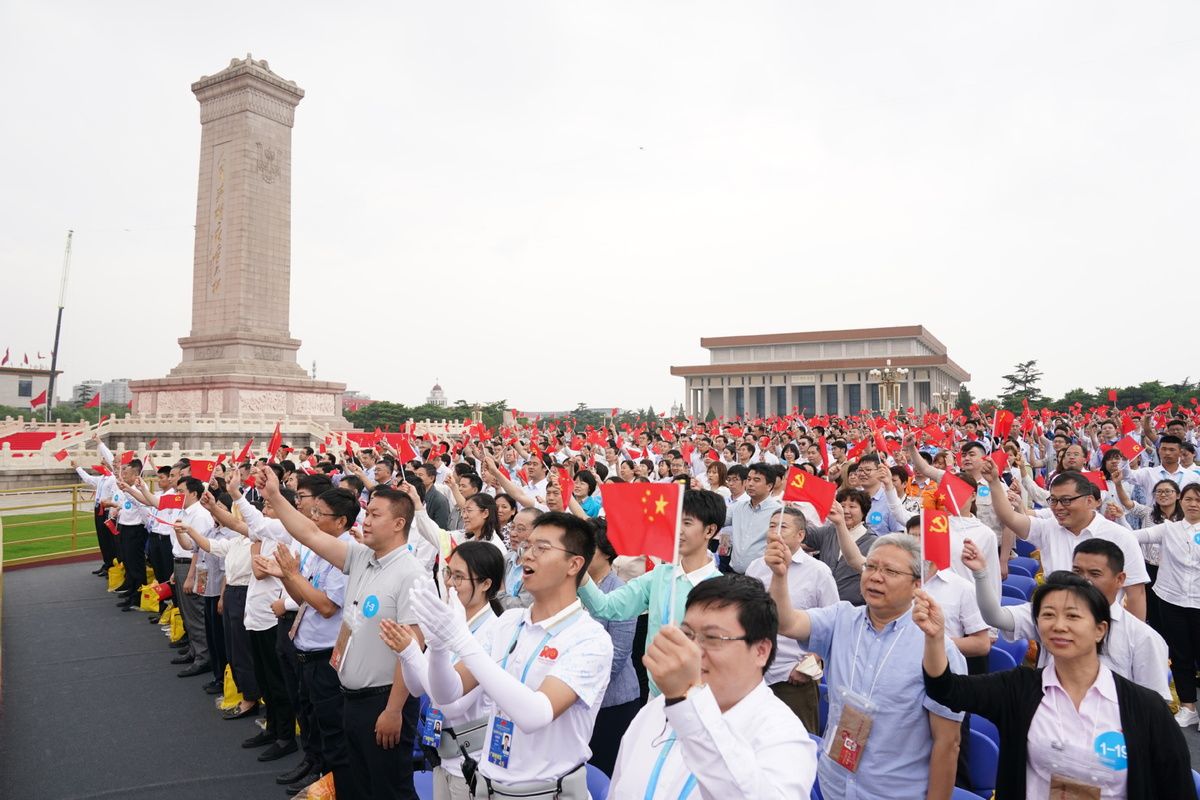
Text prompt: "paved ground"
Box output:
[[1, 562, 288, 800]]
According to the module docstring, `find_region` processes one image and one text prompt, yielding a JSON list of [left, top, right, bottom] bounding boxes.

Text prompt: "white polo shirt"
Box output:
[[1026, 512, 1149, 585], [1004, 600, 1171, 703], [176, 503, 214, 561], [949, 516, 1001, 601], [476, 599, 613, 786], [1130, 464, 1200, 499], [744, 549, 839, 686], [923, 569, 987, 639], [609, 683, 817, 799], [1135, 519, 1200, 609]]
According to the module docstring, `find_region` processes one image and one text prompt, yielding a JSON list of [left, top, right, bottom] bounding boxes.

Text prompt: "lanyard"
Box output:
[[661, 565, 718, 626], [501, 608, 582, 685], [848, 612, 908, 701], [644, 732, 697, 800]]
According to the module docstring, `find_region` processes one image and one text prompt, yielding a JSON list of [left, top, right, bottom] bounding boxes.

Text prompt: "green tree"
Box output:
[[955, 385, 974, 413], [999, 360, 1044, 410]]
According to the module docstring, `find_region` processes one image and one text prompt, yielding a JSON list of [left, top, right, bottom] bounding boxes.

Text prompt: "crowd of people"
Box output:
[[70, 401, 1200, 799]]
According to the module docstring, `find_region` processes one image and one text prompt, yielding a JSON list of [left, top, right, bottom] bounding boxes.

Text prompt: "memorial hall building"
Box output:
[[670, 325, 970, 419]]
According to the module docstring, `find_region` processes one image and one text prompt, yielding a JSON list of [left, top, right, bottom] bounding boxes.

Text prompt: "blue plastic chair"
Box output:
[[1014, 538, 1037, 558], [1003, 575, 1037, 600], [966, 728, 999, 796], [809, 733, 824, 800], [1193, 769, 1200, 796], [1001, 583, 1026, 600], [1000, 596, 1026, 607], [817, 682, 828, 736], [413, 770, 434, 800], [969, 714, 999, 750], [988, 646, 1018, 672], [1005, 563, 1032, 578], [952, 788, 986, 800], [993, 637, 1029, 666], [1009, 556, 1040, 577], [586, 763, 610, 800]]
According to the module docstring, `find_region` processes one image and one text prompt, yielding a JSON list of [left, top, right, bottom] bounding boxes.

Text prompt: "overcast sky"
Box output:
[[2, 2, 1197, 412]]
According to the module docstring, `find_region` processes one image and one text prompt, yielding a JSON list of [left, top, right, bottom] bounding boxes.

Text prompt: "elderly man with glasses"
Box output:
[[769, 531, 967, 800], [982, 460, 1150, 621]]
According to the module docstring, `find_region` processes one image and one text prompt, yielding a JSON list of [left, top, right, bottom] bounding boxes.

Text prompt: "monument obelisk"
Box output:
[[130, 55, 345, 422]]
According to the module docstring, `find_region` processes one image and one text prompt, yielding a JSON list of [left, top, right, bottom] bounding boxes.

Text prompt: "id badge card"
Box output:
[[195, 568, 208, 596], [826, 688, 876, 773], [487, 714, 514, 768], [1048, 776, 1101, 800], [422, 707, 445, 748], [1046, 738, 1119, 800], [330, 621, 353, 673]]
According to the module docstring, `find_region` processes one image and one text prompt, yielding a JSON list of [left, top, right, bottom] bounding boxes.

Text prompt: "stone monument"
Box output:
[[129, 55, 345, 422]]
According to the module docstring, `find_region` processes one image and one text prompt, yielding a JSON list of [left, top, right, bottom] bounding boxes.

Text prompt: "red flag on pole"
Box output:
[[53, 449, 69, 462], [992, 409, 1015, 440], [1112, 435, 1144, 462], [1081, 471, 1109, 494], [84, 392, 100, 409], [236, 438, 255, 463], [29, 389, 47, 410], [935, 472, 974, 516], [158, 493, 184, 510], [599, 483, 682, 561], [781, 466, 837, 521], [266, 423, 283, 464], [190, 459, 216, 482], [1107, 389, 1118, 403], [921, 508, 952, 572]]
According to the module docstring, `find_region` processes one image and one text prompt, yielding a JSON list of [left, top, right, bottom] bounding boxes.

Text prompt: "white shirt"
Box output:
[[745, 549, 839, 686], [176, 503, 214, 560], [924, 569, 987, 639], [1130, 463, 1200, 499], [1026, 513, 1149, 585], [476, 600, 613, 786], [1004, 600, 1171, 703], [949, 516, 1001, 601], [208, 533, 253, 586], [610, 683, 817, 800], [1134, 519, 1200, 608]]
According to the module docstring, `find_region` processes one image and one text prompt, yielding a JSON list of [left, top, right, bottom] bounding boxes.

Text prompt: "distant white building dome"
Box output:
[[427, 380, 447, 407]]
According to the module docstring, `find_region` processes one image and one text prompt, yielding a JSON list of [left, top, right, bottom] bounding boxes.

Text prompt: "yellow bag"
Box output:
[[299, 772, 335, 800], [146, 566, 156, 584], [220, 664, 245, 710], [170, 609, 186, 642], [139, 583, 160, 612], [159, 605, 179, 629], [107, 561, 125, 592]]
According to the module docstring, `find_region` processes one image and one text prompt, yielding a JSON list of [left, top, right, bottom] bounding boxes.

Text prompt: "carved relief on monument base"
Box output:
[[290, 392, 336, 416], [238, 390, 288, 415], [206, 389, 224, 414], [156, 390, 204, 415]]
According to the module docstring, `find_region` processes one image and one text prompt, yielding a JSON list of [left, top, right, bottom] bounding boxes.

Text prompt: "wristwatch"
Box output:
[[664, 684, 699, 707]]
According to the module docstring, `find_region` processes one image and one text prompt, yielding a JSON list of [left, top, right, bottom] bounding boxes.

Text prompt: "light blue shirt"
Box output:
[[803, 601, 965, 800], [725, 496, 783, 573], [292, 532, 353, 652], [864, 486, 904, 535]]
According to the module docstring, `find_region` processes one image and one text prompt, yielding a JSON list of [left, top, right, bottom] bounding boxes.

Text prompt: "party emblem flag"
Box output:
[[1112, 435, 1144, 462], [781, 466, 837, 521], [158, 493, 184, 510], [599, 482, 682, 562], [921, 509, 952, 571], [190, 459, 216, 482]]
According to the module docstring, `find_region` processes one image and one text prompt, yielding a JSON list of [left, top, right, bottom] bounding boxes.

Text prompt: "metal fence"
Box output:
[[0, 483, 98, 567]]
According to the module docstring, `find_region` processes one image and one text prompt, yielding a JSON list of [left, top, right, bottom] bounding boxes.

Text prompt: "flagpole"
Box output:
[[919, 508, 926, 589], [45, 230, 73, 423], [665, 482, 684, 626]]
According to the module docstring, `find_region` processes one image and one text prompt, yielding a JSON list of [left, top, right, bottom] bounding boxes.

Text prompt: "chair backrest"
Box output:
[[994, 636, 1029, 665], [1000, 596, 1026, 607], [951, 788, 986, 800], [1007, 574, 1037, 594], [1005, 563, 1033, 579], [1001, 583, 1028, 600], [586, 763, 610, 800], [987, 646, 1018, 672], [1010, 556, 1040, 575], [969, 713, 1000, 750], [1013, 538, 1037, 558], [966, 728, 1000, 794]]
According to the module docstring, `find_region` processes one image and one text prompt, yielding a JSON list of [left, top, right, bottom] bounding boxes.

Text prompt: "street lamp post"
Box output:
[[934, 386, 957, 415], [868, 359, 909, 414]]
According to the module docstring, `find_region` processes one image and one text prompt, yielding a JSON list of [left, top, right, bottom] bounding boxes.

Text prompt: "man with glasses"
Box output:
[[412, 511, 612, 799], [608, 574, 817, 798], [502, 508, 540, 609], [768, 532, 966, 800], [983, 461, 1150, 620]]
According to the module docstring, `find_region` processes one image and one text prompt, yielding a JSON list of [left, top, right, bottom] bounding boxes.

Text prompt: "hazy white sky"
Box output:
[[2, 2, 1197, 411]]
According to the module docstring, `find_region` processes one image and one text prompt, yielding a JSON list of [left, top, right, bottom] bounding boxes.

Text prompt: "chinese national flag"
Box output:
[[237, 438, 255, 463], [988, 449, 1009, 474], [396, 437, 419, 464], [84, 392, 100, 409], [54, 449, 69, 462], [781, 466, 837, 521], [1120, 415, 1137, 435], [119, 450, 134, 465], [1082, 471, 1109, 493], [817, 435, 830, 473], [1108, 389, 1118, 403], [190, 459, 216, 482], [147, 438, 158, 449], [847, 438, 869, 460], [266, 422, 283, 463], [557, 467, 575, 505], [921, 509, 952, 571], [599, 483, 682, 561], [992, 409, 1015, 440], [1112, 435, 1144, 462], [705, 448, 720, 462], [935, 472, 974, 516], [158, 493, 184, 510], [29, 389, 47, 410]]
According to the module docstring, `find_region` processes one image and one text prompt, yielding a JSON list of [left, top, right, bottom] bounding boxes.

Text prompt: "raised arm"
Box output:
[[765, 531, 812, 641], [256, 465, 349, 570], [904, 434, 945, 483], [962, 539, 1015, 631], [828, 502, 866, 572], [980, 458, 1031, 538], [199, 491, 249, 536], [484, 456, 538, 509]]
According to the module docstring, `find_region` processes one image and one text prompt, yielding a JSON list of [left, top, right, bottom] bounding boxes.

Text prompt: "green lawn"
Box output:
[[1, 509, 100, 563]]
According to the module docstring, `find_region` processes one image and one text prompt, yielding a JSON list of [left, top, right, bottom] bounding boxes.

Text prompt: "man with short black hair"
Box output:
[[726, 464, 782, 574], [609, 574, 817, 798]]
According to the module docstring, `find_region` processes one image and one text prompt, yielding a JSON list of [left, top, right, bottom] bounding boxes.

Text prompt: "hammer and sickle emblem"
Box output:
[[791, 473, 806, 490], [929, 515, 949, 534]]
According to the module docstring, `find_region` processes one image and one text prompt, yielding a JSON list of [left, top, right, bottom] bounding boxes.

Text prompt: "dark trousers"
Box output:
[[1160, 599, 1200, 703], [222, 586, 260, 701], [147, 535, 173, 584], [770, 679, 820, 734], [276, 613, 316, 760], [116, 523, 148, 594], [204, 595, 227, 683], [94, 510, 118, 567], [1147, 563, 1165, 635], [631, 614, 650, 705], [249, 625, 296, 742], [343, 690, 419, 800], [589, 698, 641, 776], [299, 655, 350, 792]]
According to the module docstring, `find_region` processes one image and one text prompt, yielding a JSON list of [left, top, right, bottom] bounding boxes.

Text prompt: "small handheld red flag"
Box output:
[[921, 508, 952, 572], [988, 449, 1009, 474], [158, 493, 184, 510], [54, 449, 69, 462], [266, 422, 283, 464], [1082, 471, 1109, 493], [147, 438, 158, 449], [1112, 435, 1144, 462], [119, 450, 135, 465], [557, 467, 575, 506], [992, 409, 1015, 440], [1107, 389, 1118, 403], [935, 472, 975, 516], [599, 483, 682, 561], [190, 459, 216, 482], [237, 438, 255, 463], [781, 466, 837, 521]]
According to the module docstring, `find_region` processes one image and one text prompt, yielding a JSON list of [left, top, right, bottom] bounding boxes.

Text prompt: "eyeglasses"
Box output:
[[1047, 494, 1087, 507], [525, 540, 581, 558], [680, 625, 752, 650], [1154, 488, 1178, 496], [311, 509, 340, 519], [296, 493, 315, 500], [441, 567, 478, 586], [862, 561, 919, 580]]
